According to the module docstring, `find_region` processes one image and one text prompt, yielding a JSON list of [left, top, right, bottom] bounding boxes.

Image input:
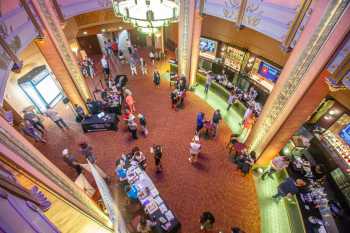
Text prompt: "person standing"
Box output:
[[111, 39, 118, 56], [138, 113, 148, 136], [23, 110, 45, 133], [189, 135, 201, 163], [212, 109, 222, 136], [74, 104, 85, 122], [204, 71, 213, 94], [140, 57, 147, 75], [45, 108, 69, 129], [128, 118, 138, 139], [125, 93, 136, 113], [22, 120, 46, 143], [199, 211, 215, 231], [62, 149, 82, 176], [272, 178, 306, 202], [151, 144, 163, 173], [153, 70, 161, 87], [196, 112, 205, 134], [101, 55, 110, 81], [126, 39, 133, 54], [137, 216, 156, 233], [79, 142, 96, 163], [129, 57, 138, 76], [227, 90, 236, 111], [261, 156, 290, 180], [149, 50, 155, 65]]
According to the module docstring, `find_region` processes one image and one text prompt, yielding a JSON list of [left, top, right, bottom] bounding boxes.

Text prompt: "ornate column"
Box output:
[[178, 0, 196, 79], [246, 0, 350, 164], [31, 0, 91, 102], [0, 116, 113, 231], [189, 3, 203, 86]]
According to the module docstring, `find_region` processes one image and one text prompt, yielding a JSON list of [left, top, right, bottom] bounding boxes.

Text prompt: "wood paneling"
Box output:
[[201, 15, 290, 66], [330, 89, 350, 110], [77, 35, 102, 56]]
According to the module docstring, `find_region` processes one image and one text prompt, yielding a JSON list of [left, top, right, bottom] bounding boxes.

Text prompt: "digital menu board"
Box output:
[[258, 61, 281, 83], [340, 124, 350, 145], [199, 37, 218, 60], [223, 46, 245, 72]]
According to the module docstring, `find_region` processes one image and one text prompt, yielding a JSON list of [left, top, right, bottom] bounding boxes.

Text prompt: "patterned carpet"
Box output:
[[32, 49, 261, 233]]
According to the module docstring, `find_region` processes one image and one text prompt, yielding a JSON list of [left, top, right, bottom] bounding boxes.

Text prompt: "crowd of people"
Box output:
[[19, 36, 264, 233]]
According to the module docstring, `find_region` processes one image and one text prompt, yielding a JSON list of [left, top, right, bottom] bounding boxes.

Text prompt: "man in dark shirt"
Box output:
[[273, 178, 306, 202]]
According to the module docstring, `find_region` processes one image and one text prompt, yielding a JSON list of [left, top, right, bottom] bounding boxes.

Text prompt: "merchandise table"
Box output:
[[126, 165, 181, 233], [81, 113, 118, 133]]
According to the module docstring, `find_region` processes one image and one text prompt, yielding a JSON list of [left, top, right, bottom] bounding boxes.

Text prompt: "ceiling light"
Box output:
[[118, 26, 123, 30], [101, 28, 106, 32], [113, 0, 179, 34], [328, 109, 338, 115], [83, 31, 87, 35]]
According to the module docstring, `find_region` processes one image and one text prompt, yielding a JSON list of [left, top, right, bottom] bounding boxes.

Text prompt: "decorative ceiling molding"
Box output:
[[281, 0, 313, 52]]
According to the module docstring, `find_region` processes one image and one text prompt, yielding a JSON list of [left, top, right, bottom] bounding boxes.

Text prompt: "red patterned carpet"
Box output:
[[33, 50, 260, 233]]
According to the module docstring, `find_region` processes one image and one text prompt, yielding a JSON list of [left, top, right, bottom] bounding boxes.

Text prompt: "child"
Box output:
[[138, 113, 148, 136]]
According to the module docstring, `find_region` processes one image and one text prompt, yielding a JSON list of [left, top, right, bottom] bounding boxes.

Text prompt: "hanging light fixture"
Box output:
[[112, 0, 179, 34]]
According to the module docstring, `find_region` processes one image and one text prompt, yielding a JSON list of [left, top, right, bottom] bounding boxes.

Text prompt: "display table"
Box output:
[[81, 113, 118, 133], [126, 165, 180, 233]]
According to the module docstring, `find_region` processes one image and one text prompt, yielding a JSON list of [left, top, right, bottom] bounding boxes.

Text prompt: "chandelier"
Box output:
[[112, 0, 179, 34]]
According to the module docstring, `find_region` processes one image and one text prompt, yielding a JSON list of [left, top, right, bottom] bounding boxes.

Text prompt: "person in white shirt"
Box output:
[[149, 51, 155, 65], [100, 55, 110, 80], [140, 57, 147, 75], [189, 135, 201, 163], [227, 90, 236, 111], [45, 108, 68, 129], [129, 58, 137, 76]]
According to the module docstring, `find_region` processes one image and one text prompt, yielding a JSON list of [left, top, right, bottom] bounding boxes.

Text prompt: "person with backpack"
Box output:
[[199, 211, 215, 231], [151, 144, 163, 173]]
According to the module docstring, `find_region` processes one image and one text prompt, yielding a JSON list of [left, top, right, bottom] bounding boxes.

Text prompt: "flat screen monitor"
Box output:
[[339, 124, 350, 145], [199, 37, 218, 60], [258, 61, 281, 83]]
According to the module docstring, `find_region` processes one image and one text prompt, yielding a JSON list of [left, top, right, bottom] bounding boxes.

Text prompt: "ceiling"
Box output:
[[56, 0, 303, 42]]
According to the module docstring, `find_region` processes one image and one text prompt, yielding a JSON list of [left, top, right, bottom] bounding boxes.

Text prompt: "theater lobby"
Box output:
[[1, 1, 350, 233]]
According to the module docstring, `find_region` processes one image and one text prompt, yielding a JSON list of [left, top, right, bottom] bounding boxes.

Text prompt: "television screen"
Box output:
[[258, 61, 281, 83], [339, 124, 350, 145], [199, 37, 218, 60]]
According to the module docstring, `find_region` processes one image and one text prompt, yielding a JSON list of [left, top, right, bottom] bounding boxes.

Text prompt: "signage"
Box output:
[[258, 61, 280, 83], [199, 37, 218, 60]]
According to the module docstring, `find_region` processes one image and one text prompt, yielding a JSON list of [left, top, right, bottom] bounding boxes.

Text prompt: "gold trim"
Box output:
[[34, 0, 91, 101], [282, 0, 313, 50], [236, 0, 247, 29], [250, 0, 350, 154]]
